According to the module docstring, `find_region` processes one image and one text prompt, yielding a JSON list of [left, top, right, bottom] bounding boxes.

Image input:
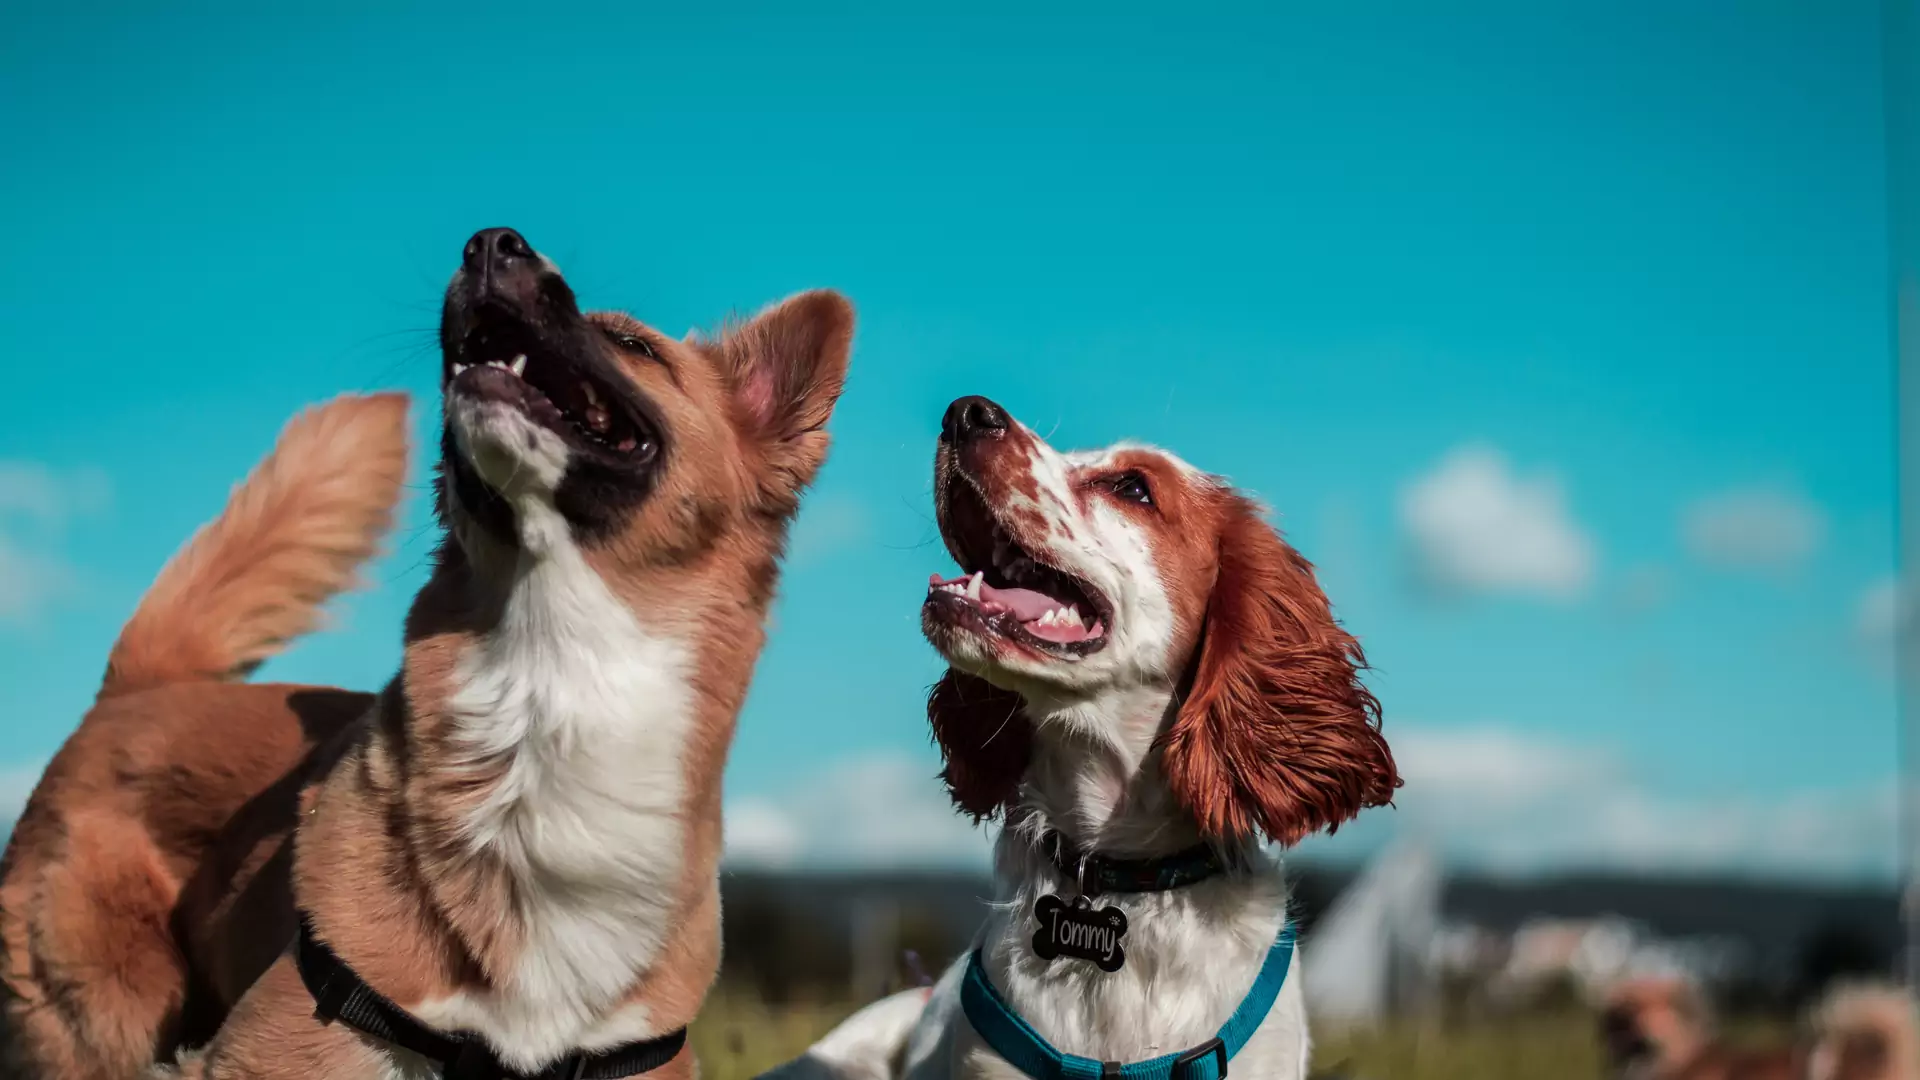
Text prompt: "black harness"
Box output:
[[295, 914, 687, 1080]]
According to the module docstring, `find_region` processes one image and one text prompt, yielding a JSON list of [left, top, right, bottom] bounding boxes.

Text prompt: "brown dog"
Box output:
[[0, 391, 411, 1080], [1808, 983, 1920, 1080], [0, 228, 854, 1080], [1600, 976, 1801, 1079], [1602, 976, 1920, 1080]]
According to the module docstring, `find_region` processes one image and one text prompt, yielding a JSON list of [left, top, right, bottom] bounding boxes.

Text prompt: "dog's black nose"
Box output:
[[464, 227, 536, 276], [942, 396, 1010, 443], [457, 227, 560, 316]]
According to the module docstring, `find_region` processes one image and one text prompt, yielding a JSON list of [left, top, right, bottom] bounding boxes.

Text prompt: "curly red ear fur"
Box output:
[[927, 668, 1034, 821], [1161, 493, 1399, 845]]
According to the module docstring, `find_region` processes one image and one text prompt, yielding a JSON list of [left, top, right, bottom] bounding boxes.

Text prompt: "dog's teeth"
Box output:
[[966, 572, 983, 601], [582, 381, 600, 406], [510, 354, 528, 377], [452, 362, 469, 377], [1038, 610, 1058, 627], [1063, 607, 1082, 627]]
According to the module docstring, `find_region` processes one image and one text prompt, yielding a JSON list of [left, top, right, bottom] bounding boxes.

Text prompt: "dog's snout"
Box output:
[[455, 227, 561, 319], [463, 227, 535, 276], [942, 396, 1011, 444]]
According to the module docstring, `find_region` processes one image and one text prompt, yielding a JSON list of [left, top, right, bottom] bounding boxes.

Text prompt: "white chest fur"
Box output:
[[955, 860, 1312, 1080], [417, 504, 696, 1069]]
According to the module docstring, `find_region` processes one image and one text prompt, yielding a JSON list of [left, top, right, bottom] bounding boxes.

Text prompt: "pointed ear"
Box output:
[[716, 289, 855, 503], [1160, 494, 1400, 846], [928, 668, 1034, 821]]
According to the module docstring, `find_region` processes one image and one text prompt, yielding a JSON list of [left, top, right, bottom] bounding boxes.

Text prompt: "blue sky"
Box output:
[[0, 3, 1898, 880]]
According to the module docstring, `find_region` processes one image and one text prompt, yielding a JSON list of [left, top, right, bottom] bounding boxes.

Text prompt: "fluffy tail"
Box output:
[[99, 393, 412, 697], [1810, 981, 1920, 1080]]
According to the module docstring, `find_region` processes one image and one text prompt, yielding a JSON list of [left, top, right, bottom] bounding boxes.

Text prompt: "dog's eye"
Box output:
[[606, 330, 657, 359], [1111, 472, 1153, 506]]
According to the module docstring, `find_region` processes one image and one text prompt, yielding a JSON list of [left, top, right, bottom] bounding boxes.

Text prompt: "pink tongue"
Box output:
[[979, 583, 1061, 622], [925, 573, 1070, 623], [927, 572, 1099, 643]]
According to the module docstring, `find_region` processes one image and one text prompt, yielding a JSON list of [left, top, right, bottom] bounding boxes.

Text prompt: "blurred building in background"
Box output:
[[1302, 841, 1441, 1029], [716, 857, 1898, 1021]]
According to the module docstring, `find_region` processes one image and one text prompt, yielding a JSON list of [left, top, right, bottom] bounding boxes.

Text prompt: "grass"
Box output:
[[688, 994, 1679, 1080], [1313, 1013, 1608, 1080], [692, 991, 863, 1079]]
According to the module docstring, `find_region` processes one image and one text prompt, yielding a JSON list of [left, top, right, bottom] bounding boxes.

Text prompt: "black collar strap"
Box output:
[[1039, 832, 1228, 898], [295, 913, 686, 1080]]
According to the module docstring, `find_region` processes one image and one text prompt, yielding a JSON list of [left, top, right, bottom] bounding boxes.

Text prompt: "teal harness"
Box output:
[[958, 923, 1297, 1080]]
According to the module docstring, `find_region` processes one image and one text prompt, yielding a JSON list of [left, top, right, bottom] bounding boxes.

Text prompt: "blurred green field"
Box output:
[[689, 995, 1633, 1080]]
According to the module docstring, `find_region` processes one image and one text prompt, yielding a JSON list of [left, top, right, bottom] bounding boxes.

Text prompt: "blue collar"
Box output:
[[959, 923, 1297, 1080]]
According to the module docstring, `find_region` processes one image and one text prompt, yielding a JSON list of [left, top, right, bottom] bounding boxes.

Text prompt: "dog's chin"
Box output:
[[451, 397, 572, 498], [441, 397, 576, 554], [442, 398, 676, 561], [923, 612, 1087, 695]]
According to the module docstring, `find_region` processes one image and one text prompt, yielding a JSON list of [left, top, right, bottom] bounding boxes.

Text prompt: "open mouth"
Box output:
[[925, 478, 1111, 657], [448, 315, 656, 464]]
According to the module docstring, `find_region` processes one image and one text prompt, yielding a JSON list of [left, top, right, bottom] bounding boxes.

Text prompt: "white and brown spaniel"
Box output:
[[768, 395, 1399, 1080]]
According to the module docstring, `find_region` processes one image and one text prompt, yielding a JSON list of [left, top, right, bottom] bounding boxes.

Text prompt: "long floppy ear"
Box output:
[[928, 668, 1034, 822], [715, 289, 855, 505], [1161, 494, 1399, 845]]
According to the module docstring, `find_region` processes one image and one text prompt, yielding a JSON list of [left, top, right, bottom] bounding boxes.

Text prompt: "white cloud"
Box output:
[[1857, 577, 1905, 642], [1399, 445, 1595, 600], [0, 461, 109, 625], [1310, 723, 1896, 880], [724, 801, 808, 868], [1856, 576, 1910, 675], [786, 492, 870, 566], [724, 753, 993, 870], [1682, 486, 1825, 570], [0, 463, 109, 526], [0, 538, 75, 623], [1392, 726, 1621, 809], [731, 735, 1894, 882]]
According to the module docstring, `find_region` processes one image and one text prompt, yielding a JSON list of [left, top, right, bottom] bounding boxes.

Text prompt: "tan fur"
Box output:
[[2, 231, 850, 1079], [1597, 975, 1882, 1080], [103, 395, 411, 697], [171, 271, 844, 1078], [0, 395, 410, 1080], [1602, 977, 1920, 1080], [1810, 982, 1920, 1080]]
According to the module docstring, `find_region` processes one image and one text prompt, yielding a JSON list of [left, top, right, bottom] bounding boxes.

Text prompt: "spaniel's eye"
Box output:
[[1111, 472, 1153, 506]]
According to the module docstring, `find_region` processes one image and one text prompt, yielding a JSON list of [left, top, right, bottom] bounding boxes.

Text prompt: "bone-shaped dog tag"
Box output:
[[1031, 893, 1128, 973]]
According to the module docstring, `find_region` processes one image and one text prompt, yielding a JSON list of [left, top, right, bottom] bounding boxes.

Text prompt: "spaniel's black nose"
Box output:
[[942, 396, 1011, 443]]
